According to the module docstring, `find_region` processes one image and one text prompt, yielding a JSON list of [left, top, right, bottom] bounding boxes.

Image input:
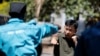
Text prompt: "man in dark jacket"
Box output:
[[74, 17, 100, 56], [51, 20, 78, 56]]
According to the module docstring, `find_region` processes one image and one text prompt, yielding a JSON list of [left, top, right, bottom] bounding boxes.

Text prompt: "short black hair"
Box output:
[[65, 20, 78, 29], [9, 2, 26, 20]]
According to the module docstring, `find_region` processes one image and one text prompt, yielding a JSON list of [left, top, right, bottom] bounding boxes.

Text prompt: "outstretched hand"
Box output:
[[50, 33, 59, 45]]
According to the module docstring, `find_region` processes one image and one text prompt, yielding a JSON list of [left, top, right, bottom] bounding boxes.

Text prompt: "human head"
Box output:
[[86, 16, 99, 27], [9, 2, 26, 20], [64, 20, 78, 38]]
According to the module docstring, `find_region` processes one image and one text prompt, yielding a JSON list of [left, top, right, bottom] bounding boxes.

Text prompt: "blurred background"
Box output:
[[0, 0, 100, 21], [0, 0, 100, 56]]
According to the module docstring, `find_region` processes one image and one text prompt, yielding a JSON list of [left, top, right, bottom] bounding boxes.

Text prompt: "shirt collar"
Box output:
[[8, 18, 23, 23]]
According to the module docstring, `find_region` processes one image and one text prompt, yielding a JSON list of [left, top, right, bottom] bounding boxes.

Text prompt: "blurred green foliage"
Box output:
[[0, 0, 100, 21], [39, 0, 100, 21]]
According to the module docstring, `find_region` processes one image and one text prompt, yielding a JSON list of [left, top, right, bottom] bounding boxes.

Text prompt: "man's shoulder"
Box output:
[[82, 27, 100, 38], [58, 33, 65, 37], [57, 33, 66, 41], [0, 25, 6, 30]]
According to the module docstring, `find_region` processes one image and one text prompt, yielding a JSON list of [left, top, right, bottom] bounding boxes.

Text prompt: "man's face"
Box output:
[[64, 25, 76, 38]]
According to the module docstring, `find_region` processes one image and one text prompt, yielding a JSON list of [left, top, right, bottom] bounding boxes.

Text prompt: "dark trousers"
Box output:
[[0, 50, 6, 56], [54, 45, 59, 56], [36, 43, 42, 56]]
